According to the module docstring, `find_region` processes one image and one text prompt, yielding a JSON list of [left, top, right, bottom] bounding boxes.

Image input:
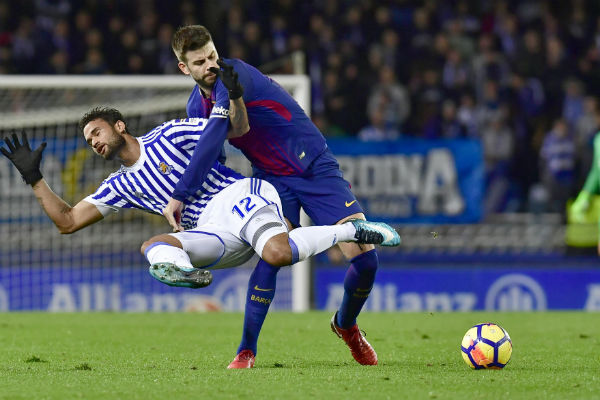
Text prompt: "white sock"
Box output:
[[288, 223, 356, 261], [145, 243, 194, 271]]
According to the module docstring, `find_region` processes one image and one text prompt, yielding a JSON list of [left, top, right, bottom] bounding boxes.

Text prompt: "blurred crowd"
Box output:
[[1, 0, 600, 213]]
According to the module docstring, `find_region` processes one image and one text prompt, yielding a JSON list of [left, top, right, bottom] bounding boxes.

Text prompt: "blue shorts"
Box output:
[[253, 149, 363, 227]]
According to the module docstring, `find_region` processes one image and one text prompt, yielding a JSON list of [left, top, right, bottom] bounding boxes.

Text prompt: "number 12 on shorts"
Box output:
[[232, 196, 256, 219]]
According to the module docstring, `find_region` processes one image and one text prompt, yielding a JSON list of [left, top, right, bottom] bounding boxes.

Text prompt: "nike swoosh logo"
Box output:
[[345, 200, 357, 207], [254, 285, 274, 292]]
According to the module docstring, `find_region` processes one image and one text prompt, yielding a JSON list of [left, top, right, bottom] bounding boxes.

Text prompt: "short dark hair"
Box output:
[[79, 106, 127, 133], [172, 25, 213, 62]]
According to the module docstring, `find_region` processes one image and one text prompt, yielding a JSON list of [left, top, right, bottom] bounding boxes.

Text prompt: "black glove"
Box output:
[[209, 59, 244, 100], [0, 131, 47, 185]]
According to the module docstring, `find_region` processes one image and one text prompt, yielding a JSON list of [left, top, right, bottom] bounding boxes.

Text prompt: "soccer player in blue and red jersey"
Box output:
[[164, 25, 400, 368]]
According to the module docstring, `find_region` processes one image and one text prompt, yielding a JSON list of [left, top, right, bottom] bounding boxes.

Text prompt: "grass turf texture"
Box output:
[[1, 312, 599, 400]]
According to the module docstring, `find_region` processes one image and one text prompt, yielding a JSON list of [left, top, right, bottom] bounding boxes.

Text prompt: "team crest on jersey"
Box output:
[[157, 162, 173, 175]]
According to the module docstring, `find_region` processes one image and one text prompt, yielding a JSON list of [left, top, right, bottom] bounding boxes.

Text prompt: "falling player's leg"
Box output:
[[142, 234, 216, 288], [243, 205, 398, 268], [142, 226, 257, 288]]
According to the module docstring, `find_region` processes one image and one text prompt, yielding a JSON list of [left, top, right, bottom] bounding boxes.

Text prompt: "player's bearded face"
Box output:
[[181, 42, 219, 90], [100, 127, 126, 160], [83, 119, 126, 161]]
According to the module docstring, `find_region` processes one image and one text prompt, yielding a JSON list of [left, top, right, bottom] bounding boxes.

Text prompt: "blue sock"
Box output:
[[336, 249, 379, 329], [238, 259, 280, 355]]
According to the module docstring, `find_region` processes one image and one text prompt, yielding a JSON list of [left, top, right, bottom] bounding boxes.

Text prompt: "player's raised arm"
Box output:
[[211, 59, 249, 138], [175, 79, 233, 199], [163, 79, 234, 231], [228, 93, 249, 138], [1, 131, 103, 234]]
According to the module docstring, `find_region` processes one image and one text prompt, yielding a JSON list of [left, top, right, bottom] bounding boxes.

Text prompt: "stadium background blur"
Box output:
[[1, 0, 600, 313]]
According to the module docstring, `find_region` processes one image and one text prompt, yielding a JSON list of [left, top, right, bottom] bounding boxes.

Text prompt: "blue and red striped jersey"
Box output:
[[186, 58, 327, 176]]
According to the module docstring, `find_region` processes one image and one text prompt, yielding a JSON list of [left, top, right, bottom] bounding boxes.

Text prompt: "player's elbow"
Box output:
[[56, 219, 82, 234], [228, 123, 250, 138], [58, 224, 78, 234]]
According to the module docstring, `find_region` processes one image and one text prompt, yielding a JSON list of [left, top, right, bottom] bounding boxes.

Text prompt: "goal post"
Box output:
[[269, 75, 312, 313], [0, 74, 311, 312]]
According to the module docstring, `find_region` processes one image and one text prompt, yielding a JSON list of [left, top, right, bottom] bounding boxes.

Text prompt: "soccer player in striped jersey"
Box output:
[[1, 107, 399, 363], [167, 25, 401, 368]]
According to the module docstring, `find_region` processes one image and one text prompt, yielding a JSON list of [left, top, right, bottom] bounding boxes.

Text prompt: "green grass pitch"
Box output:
[[1, 312, 599, 399]]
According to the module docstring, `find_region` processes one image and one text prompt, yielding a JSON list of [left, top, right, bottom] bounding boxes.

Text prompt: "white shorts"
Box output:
[[170, 178, 288, 269]]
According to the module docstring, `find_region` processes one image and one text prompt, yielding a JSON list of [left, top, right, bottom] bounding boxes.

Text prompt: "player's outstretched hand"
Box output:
[[0, 131, 47, 185], [209, 59, 244, 100], [163, 197, 184, 232]]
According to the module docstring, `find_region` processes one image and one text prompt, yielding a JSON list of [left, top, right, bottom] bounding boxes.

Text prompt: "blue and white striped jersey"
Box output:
[[84, 118, 244, 230]]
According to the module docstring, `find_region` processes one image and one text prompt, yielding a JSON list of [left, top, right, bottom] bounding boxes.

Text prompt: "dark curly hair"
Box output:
[[78, 106, 127, 133]]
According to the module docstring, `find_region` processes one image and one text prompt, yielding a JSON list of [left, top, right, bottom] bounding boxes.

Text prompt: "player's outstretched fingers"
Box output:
[[5, 134, 18, 152], [0, 136, 12, 157], [20, 130, 32, 150]]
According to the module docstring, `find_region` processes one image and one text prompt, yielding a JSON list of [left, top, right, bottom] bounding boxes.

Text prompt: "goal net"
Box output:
[[0, 74, 310, 312]]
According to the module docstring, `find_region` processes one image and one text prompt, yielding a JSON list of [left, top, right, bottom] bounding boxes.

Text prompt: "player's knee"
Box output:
[[338, 240, 375, 260], [140, 234, 178, 256], [261, 238, 292, 267], [140, 239, 154, 256]]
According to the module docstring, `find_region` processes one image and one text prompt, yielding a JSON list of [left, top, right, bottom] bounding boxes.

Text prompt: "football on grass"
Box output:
[[461, 323, 512, 369]]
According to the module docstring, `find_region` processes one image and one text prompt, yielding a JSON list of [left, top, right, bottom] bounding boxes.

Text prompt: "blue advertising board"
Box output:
[[315, 266, 600, 311], [327, 138, 484, 223], [0, 262, 292, 312]]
